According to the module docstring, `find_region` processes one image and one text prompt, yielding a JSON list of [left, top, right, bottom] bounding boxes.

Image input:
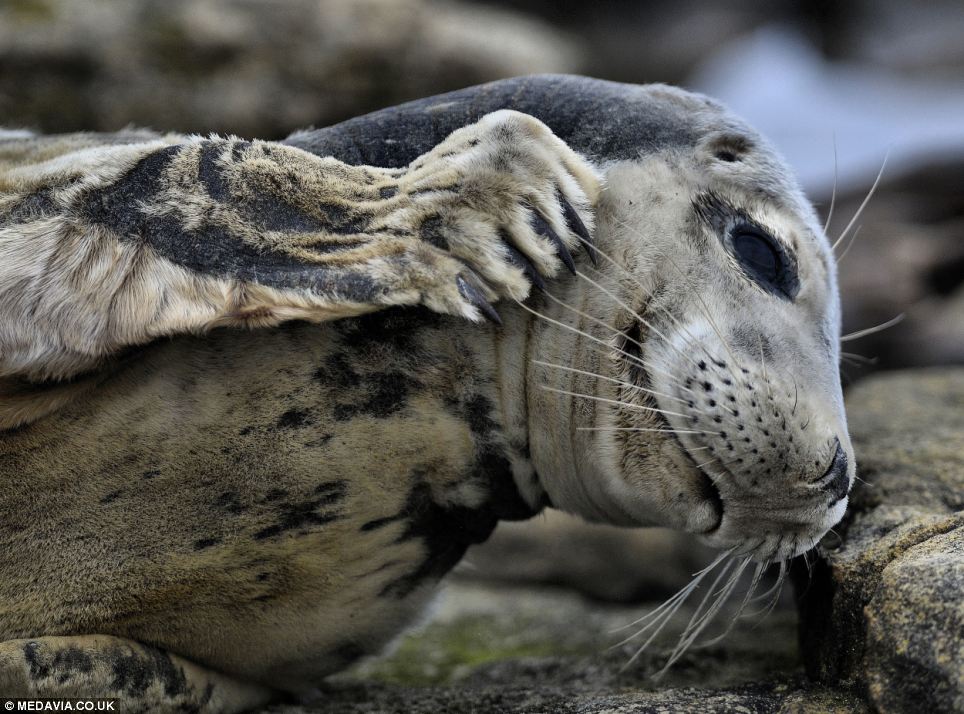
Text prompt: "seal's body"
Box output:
[[0, 76, 855, 711]]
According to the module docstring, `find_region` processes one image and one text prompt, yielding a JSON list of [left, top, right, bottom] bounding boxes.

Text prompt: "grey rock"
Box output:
[[263, 581, 865, 713], [799, 368, 964, 713], [0, 0, 580, 138]]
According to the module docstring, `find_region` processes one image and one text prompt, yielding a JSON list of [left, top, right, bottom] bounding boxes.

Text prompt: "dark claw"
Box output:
[[456, 275, 502, 325], [504, 242, 547, 294], [560, 195, 596, 266], [530, 211, 576, 275]]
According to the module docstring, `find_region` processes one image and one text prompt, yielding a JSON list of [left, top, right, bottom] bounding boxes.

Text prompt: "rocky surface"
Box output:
[[264, 582, 865, 713], [799, 368, 964, 713], [0, 0, 579, 138]]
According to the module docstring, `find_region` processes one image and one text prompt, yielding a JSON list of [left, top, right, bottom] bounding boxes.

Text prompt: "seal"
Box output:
[[0, 75, 854, 711]]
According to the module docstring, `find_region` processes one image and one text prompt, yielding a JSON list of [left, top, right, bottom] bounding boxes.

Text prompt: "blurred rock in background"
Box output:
[[0, 0, 580, 138], [458, 511, 716, 603]]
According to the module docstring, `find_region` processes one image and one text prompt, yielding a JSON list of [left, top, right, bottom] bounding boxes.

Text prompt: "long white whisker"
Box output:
[[532, 359, 691, 407], [539, 385, 690, 421], [840, 313, 905, 342], [835, 224, 862, 263], [516, 300, 697, 396], [578, 427, 705, 434], [696, 561, 766, 648], [823, 135, 838, 234], [574, 270, 704, 372], [658, 557, 751, 674], [611, 549, 733, 634], [831, 152, 888, 254], [609, 218, 745, 370]]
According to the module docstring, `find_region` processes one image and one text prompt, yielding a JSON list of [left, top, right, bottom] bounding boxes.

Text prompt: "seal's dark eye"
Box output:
[[731, 226, 798, 299]]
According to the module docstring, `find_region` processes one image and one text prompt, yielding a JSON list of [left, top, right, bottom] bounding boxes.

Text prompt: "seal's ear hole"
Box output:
[[708, 135, 753, 163]]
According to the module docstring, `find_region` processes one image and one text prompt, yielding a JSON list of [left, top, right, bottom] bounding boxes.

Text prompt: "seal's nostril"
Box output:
[[821, 438, 849, 503]]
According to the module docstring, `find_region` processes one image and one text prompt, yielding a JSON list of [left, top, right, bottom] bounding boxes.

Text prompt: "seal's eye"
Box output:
[[731, 226, 798, 299]]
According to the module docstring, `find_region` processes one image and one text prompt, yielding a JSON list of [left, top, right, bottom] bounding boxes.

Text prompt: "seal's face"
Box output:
[[530, 126, 853, 563]]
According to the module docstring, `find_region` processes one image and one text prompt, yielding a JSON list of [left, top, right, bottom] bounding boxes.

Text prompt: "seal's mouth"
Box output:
[[638, 383, 724, 532], [658, 410, 725, 533], [620, 323, 724, 533]]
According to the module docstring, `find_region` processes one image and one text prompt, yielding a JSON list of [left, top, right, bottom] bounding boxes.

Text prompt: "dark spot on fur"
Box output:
[[215, 491, 246, 515], [253, 481, 347, 540], [197, 142, 231, 201], [419, 214, 449, 250], [360, 514, 405, 532], [333, 371, 417, 421], [193, 537, 220, 550], [276, 408, 313, 429], [315, 353, 360, 388], [107, 644, 187, 698], [2, 188, 58, 226], [141, 469, 160, 480], [100, 489, 123, 504], [379, 186, 398, 199], [23, 643, 94, 684], [231, 141, 251, 162]]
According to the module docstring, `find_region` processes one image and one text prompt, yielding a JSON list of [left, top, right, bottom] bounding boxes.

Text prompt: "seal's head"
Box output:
[[287, 74, 854, 564], [524, 84, 852, 564]]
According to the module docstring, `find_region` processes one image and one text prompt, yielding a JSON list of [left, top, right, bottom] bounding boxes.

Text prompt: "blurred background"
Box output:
[[2, 0, 961, 621]]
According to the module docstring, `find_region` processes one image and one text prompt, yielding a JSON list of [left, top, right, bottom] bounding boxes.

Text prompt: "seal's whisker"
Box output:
[[611, 549, 733, 635], [618, 557, 727, 671], [832, 151, 888, 255], [622, 555, 735, 667], [840, 351, 877, 366], [576, 252, 722, 374], [649, 557, 741, 676], [609, 580, 699, 643], [840, 313, 905, 342], [607, 218, 745, 371], [823, 136, 838, 234], [579, 427, 706, 434], [658, 556, 751, 674], [539, 384, 690, 421], [835, 224, 862, 263], [747, 560, 788, 621], [695, 561, 766, 648], [537, 292, 714, 409], [531, 359, 693, 408], [517, 300, 697, 396], [573, 270, 704, 373]]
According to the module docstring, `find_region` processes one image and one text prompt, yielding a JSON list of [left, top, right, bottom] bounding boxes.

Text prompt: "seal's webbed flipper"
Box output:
[[0, 110, 599, 389]]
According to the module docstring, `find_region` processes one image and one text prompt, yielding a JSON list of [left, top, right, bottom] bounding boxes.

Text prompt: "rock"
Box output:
[[0, 0, 581, 138], [458, 510, 717, 603], [798, 368, 964, 713], [264, 581, 865, 713]]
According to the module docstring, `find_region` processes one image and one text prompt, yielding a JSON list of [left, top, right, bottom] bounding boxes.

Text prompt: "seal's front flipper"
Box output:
[[0, 635, 273, 713], [0, 112, 598, 386]]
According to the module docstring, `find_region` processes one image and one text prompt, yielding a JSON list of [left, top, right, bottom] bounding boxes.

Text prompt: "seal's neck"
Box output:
[[490, 283, 638, 525]]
